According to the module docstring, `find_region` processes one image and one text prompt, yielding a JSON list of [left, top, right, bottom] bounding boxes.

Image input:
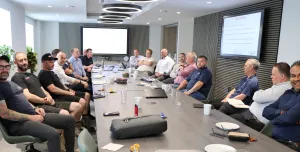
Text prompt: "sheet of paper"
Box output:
[[232, 104, 249, 109], [92, 80, 104, 85], [228, 99, 249, 109], [102, 143, 124, 151]]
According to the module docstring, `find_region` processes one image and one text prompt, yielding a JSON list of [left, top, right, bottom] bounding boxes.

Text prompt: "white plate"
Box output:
[[204, 144, 236, 152], [215, 122, 240, 131]]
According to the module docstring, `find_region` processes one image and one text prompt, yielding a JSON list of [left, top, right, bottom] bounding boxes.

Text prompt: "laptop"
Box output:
[[144, 89, 168, 99]]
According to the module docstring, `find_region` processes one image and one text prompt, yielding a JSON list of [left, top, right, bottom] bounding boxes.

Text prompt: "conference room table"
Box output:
[[91, 69, 294, 152]]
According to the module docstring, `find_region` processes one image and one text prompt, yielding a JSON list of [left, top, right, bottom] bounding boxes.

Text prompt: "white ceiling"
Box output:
[[11, 0, 267, 25]]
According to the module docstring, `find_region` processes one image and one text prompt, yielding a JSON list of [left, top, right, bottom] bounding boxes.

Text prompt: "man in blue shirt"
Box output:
[[68, 48, 89, 82], [216, 59, 260, 115], [263, 60, 300, 145], [176, 55, 212, 100]]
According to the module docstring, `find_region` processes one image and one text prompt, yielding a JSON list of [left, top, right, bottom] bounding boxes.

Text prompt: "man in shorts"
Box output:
[[12, 52, 83, 121]]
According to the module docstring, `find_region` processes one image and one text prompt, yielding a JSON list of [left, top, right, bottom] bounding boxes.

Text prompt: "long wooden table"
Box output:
[[92, 70, 294, 152]]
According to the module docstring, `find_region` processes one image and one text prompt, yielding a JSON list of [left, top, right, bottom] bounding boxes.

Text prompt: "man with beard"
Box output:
[[0, 55, 76, 152], [12, 52, 83, 122], [263, 60, 300, 149]]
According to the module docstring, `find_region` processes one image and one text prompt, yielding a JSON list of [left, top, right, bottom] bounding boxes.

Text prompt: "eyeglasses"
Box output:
[[0, 65, 11, 70]]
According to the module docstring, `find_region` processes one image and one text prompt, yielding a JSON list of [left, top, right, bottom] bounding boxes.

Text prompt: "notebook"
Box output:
[[228, 99, 249, 109]]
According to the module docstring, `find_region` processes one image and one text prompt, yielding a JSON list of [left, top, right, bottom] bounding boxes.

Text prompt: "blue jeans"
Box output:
[[180, 89, 206, 100]]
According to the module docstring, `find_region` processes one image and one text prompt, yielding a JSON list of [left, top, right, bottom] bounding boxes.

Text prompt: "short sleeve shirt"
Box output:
[[0, 81, 36, 126], [12, 72, 47, 99], [38, 70, 67, 98], [186, 67, 212, 97], [230, 75, 259, 105], [81, 56, 93, 67]]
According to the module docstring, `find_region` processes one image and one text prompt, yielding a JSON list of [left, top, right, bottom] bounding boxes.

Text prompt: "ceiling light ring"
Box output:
[[97, 19, 123, 24], [102, 4, 142, 13], [116, 0, 159, 2]]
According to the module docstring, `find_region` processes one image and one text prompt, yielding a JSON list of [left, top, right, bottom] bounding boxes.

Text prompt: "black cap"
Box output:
[[0, 55, 10, 63], [41, 53, 57, 62]]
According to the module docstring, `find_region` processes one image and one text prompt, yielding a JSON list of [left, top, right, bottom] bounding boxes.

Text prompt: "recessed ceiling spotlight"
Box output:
[[177, 12, 181, 14], [147, 22, 150, 24], [207, 1, 212, 4], [116, 0, 159, 2], [102, 4, 142, 13], [160, 10, 162, 12], [66, 5, 75, 8], [48, 5, 52, 8], [56, 14, 59, 16], [158, 18, 162, 20]]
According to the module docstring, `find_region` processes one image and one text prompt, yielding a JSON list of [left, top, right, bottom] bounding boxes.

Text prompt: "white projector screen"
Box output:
[[220, 10, 264, 59], [82, 28, 128, 55]]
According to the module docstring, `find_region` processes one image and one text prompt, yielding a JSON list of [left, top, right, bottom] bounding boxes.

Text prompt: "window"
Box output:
[[0, 8, 12, 46], [25, 23, 34, 48]]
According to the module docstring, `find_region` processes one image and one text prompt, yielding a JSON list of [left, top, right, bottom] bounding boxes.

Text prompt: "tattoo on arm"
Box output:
[[0, 100, 29, 121]]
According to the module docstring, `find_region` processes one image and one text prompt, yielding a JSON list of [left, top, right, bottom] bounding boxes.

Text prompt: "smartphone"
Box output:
[[103, 112, 120, 116], [193, 103, 204, 108]]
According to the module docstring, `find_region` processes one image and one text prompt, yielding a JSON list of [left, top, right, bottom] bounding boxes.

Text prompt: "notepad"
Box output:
[[228, 99, 249, 109], [102, 143, 124, 151]]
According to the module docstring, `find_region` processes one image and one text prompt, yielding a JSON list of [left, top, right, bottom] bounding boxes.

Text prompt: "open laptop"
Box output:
[[144, 89, 168, 99]]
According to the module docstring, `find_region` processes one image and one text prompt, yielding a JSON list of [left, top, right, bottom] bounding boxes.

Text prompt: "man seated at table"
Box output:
[[230, 62, 292, 131], [68, 48, 89, 82], [214, 59, 260, 115], [153, 48, 175, 81], [172, 52, 197, 87], [81, 48, 93, 83], [38, 53, 94, 122], [129, 49, 144, 68], [0, 55, 76, 152], [52, 49, 74, 77], [176, 55, 212, 100], [263, 60, 300, 147], [162, 53, 186, 84], [54, 51, 91, 96], [12, 52, 83, 122], [135, 49, 155, 75]]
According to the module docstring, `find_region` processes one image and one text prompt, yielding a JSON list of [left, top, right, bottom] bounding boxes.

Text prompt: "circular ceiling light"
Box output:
[[99, 13, 131, 20], [97, 19, 123, 24], [116, 0, 159, 2], [102, 4, 142, 13]]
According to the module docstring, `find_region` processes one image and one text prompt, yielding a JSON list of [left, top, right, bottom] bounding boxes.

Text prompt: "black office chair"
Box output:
[[199, 82, 214, 104], [261, 122, 300, 151], [0, 118, 45, 152]]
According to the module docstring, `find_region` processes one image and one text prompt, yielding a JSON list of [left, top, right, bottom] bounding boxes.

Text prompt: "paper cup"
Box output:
[[204, 104, 212, 115]]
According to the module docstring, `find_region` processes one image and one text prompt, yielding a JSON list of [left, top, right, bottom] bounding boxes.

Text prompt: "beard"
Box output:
[[17, 64, 28, 72], [0, 72, 9, 81]]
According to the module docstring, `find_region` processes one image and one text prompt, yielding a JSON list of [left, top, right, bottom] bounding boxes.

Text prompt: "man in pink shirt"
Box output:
[[174, 52, 197, 87]]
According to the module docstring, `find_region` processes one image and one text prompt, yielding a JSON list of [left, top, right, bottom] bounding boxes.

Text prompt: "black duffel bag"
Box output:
[[110, 115, 167, 139]]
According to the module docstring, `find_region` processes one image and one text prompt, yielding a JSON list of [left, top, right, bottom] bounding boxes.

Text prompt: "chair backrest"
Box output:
[[260, 122, 273, 137], [0, 118, 10, 140], [78, 128, 98, 152]]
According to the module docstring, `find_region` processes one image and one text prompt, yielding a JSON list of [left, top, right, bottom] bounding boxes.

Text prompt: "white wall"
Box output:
[[277, 0, 300, 65], [177, 18, 194, 55], [149, 25, 162, 61], [0, 0, 26, 52], [39, 21, 59, 56]]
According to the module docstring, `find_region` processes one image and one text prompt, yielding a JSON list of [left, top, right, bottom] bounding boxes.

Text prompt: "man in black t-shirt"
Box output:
[[38, 53, 93, 121], [81, 48, 93, 84], [12, 52, 83, 121], [0, 55, 75, 152]]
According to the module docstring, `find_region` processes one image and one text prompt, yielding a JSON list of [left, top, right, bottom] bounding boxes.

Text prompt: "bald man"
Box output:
[[53, 51, 89, 92], [153, 48, 175, 81]]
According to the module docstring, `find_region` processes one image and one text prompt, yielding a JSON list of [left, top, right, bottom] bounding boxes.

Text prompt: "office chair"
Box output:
[[78, 128, 98, 152], [199, 82, 214, 104], [0, 118, 45, 152]]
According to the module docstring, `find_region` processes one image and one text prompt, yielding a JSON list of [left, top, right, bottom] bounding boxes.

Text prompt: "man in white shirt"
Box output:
[[162, 53, 186, 84], [230, 62, 292, 131], [53, 52, 90, 93], [136, 49, 155, 75], [129, 49, 144, 68], [153, 48, 175, 81]]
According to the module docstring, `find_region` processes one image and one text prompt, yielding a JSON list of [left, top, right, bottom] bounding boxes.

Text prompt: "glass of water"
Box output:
[[175, 91, 181, 106]]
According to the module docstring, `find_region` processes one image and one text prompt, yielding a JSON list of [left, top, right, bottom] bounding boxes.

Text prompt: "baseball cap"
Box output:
[[41, 53, 58, 62], [0, 55, 10, 63]]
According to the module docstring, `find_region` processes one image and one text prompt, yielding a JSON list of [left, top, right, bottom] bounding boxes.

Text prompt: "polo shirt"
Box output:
[[186, 67, 212, 97], [230, 75, 259, 105], [81, 55, 93, 67]]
